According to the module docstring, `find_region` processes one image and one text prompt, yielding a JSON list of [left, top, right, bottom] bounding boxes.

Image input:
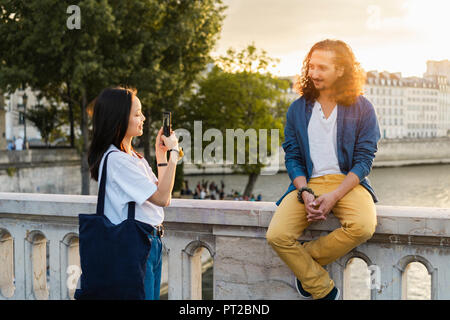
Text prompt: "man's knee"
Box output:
[[348, 220, 376, 243], [266, 225, 280, 246], [266, 224, 291, 248]]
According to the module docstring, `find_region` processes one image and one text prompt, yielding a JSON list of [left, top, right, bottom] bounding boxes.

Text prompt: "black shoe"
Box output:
[[316, 286, 340, 300], [294, 276, 312, 299]]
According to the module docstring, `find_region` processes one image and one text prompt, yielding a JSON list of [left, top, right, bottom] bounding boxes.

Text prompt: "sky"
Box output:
[[212, 0, 450, 78]]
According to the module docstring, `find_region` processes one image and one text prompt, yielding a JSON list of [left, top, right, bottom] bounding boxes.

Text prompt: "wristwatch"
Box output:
[[168, 147, 184, 159], [297, 187, 316, 204]]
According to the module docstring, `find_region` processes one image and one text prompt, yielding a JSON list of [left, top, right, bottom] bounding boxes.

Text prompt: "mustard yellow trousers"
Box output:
[[266, 174, 377, 299]]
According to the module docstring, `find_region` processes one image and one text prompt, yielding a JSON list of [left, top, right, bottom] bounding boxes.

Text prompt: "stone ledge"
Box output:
[[1, 193, 450, 240]]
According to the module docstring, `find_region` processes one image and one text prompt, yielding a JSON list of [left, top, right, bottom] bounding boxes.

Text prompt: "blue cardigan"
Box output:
[[276, 95, 381, 206]]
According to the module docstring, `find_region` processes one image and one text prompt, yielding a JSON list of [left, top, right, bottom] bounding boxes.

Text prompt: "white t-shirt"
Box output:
[[97, 144, 165, 226], [307, 101, 343, 178], [15, 138, 23, 150]]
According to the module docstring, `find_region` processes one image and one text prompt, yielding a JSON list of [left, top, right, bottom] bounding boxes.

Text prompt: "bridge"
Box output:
[[0, 192, 449, 299]]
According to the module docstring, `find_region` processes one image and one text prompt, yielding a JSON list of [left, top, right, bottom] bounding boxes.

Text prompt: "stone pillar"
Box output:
[[190, 247, 204, 300], [31, 235, 49, 300], [165, 237, 184, 300], [0, 230, 15, 298], [47, 230, 61, 300]]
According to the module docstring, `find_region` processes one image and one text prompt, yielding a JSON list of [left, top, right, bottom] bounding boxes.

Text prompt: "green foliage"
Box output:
[[185, 45, 290, 174], [25, 103, 66, 146], [0, 0, 226, 193], [183, 45, 290, 195], [6, 167, 16, 177], [0, 0, 226, 141]]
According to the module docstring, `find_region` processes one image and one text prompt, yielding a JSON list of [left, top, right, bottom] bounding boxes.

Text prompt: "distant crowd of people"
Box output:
[[231, 192, 262, 202], [180, 179, 262, 201]]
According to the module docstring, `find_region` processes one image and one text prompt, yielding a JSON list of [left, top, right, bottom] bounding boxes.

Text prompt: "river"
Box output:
[[184, 164, 450, 208]]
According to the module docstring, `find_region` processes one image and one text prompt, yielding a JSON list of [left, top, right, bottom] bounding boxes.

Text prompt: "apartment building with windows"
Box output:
[[424, 60, 450, 138], [364, 71, 408, 139], [402, 76, 439, 138]]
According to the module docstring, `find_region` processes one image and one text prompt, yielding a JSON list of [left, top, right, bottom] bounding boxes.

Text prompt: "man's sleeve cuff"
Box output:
[[349, 166, 365, 182], [289, 167, 307, 182]]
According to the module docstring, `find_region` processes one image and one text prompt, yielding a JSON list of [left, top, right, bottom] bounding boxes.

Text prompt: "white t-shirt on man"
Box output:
[[97, 144, 165, 226], [307, 100, 343, 178]]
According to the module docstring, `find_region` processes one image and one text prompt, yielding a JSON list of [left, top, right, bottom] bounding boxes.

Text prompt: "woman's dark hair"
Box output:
[[88, 86, 143, 182]]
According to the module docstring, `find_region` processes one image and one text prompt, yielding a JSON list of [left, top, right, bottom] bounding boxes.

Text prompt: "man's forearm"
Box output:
[[293, 176, 308, 190], [332, 171, 360, 201]]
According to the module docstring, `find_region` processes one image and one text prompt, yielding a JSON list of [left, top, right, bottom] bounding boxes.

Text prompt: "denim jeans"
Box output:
[[144, 234, 163, 300]]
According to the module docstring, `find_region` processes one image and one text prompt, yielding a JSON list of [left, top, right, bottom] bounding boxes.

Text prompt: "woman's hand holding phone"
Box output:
[[155, 127, 168, 162], [149, 128, 179, 207], [161, 130, 179, 163]]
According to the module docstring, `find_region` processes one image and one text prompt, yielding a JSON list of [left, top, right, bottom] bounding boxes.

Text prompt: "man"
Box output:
[[266, 39, 381, 300], [15, 136, 23, 151]]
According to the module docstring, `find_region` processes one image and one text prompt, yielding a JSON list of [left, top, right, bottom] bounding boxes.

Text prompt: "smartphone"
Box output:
[[163, 111, 172, 137]]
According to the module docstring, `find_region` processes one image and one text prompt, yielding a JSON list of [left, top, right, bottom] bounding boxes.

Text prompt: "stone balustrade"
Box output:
[[0, 192, 449, 300]]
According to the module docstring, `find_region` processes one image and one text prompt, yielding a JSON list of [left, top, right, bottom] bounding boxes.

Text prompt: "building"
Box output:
[[425, 60, 450, 81], [279, 75, 301, 103], [364, 71, 408, 139], [402, 76, 439, 139], [424, 60, 450, 137], [4, 88, 44, 147]]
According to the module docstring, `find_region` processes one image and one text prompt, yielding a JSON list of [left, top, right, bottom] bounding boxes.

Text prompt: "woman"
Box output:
[[87, 86, 180, 300]]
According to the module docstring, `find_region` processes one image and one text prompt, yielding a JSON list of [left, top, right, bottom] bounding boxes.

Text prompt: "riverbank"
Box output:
[[1, 137, 449, 195]]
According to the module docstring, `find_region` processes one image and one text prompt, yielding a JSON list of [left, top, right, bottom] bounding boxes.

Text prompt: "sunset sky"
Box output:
[[212, 0, 450, 78]]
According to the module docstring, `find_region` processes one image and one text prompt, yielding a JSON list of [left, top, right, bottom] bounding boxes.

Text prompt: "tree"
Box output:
[[0, 0, 225, 194], [25, 102, 66, 146], [185, 45, 291, 197]]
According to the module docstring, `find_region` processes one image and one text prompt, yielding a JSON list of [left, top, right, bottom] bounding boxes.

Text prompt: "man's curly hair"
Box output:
[[294, 39, 366, 106]]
